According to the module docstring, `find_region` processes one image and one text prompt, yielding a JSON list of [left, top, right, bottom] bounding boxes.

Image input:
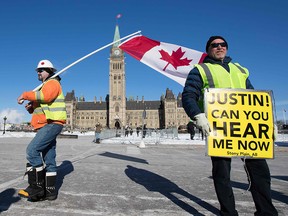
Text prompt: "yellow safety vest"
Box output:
[[37, 79, 67, 121], [195, 62, 249, 89], [195, 62, 249, 112]]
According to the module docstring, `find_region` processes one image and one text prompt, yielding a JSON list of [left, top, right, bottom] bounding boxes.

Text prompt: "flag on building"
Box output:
[[119, 35, 207, 86]]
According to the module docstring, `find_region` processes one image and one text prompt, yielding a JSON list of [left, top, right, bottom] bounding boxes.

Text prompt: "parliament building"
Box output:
[[64, 25, 190, 130]]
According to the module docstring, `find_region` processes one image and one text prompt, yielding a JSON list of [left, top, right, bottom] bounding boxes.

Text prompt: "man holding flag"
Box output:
[[17, 59, 67, 201]]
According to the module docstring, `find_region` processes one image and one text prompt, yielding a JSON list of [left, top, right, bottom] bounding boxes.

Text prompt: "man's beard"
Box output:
[[38, 75, 43, 81]]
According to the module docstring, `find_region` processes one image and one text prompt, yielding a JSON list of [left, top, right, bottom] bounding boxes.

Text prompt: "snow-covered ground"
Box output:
[[1, 130, 287, 147], [0, 130, 206, 145]]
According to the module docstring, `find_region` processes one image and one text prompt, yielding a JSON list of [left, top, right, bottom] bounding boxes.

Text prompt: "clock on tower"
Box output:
[[114, 49, 120, 56]]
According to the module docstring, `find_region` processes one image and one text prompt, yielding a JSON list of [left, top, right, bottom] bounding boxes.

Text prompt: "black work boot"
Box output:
[[18, 163, 33, 198], [18, 164, 45, 201], [45, 172, 57, 200]]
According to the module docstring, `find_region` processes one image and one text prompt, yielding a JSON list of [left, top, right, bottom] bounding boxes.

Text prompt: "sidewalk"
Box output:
[[0, 136, 287, 215]]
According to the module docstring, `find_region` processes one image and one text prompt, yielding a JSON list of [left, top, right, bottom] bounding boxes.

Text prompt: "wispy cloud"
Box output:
[[0, 108, 28, 124]]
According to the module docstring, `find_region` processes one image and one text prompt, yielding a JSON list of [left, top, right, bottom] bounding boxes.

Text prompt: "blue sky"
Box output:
[[0, 0, 287, 124]]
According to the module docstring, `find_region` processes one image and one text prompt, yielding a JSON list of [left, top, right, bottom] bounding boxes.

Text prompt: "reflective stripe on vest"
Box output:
[[33, 106, 44, 115], [196, 63, 249, 89]]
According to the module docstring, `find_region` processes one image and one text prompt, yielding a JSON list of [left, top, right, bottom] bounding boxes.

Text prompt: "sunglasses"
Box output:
[[210, 42, 227, 48], [37, 69, 46, 73]]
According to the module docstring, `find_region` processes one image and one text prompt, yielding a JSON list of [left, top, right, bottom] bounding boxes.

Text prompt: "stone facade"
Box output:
[[64, 25, 190, 131]]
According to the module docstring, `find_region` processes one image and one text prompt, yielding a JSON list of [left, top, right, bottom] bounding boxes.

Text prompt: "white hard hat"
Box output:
[[36, 60, 57, 72]]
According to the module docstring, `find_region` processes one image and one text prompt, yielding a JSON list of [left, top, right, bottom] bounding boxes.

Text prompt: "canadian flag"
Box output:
[[119, 35, 207, 86]]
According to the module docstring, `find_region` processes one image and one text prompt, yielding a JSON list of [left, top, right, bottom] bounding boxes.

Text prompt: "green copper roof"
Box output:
[[113, 25, 120, 47]]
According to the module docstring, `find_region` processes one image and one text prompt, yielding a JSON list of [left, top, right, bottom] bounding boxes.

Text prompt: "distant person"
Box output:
[[136, 126, 141, 137], [187, 121, 195, 140], [182, 36, 278, 215], [125, 125, 129, 137], [94, 122, 102, 143], [17, 60, 67, 201], [129, 127, 133, 136], [142, 124, 147, 138]]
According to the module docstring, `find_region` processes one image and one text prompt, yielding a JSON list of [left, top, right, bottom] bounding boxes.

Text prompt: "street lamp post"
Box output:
[[3, 116, 7, 134]]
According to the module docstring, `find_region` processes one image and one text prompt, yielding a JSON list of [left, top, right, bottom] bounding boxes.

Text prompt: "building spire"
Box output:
[[113, 25, 121, 48]]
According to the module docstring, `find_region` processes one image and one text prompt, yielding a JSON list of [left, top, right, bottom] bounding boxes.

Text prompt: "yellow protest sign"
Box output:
[[204, 88, 275, 158]]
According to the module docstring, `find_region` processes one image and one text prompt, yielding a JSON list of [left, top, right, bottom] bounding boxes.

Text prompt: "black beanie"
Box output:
[[206, 36, 228, 52]]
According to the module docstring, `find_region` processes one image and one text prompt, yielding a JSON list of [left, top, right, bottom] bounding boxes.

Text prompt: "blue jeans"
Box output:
[[95, 132, 100, 140], [26, 124, 63, 172]]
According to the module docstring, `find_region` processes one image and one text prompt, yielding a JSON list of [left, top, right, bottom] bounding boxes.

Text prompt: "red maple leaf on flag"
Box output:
[[159, 47, 192, 71]]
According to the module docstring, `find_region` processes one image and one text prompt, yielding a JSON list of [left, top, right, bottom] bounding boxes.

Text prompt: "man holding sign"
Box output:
[[182, 36, 277, 215]]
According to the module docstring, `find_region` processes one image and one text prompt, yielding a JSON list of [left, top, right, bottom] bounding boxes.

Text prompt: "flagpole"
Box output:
[[32, 30, 141, 91], [284, 109, 287, 124]]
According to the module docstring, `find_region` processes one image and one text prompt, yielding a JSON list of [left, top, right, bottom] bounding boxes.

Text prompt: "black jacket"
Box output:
[[182, 55, 254, 120]]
